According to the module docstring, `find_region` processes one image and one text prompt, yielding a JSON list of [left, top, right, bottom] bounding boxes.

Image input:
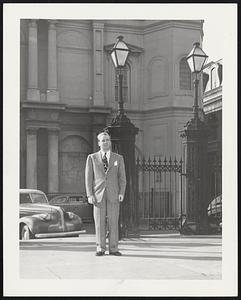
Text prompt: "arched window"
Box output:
[[179, 58, 191, 90], [115, 64, 131, 103], [211, 67, 217, 89]]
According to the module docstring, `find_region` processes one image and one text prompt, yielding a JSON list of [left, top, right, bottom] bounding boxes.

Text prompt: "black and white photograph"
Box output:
[[3, 3, 237, 297]]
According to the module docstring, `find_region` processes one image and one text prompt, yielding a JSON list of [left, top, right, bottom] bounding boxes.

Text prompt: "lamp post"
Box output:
[[105, 36, 139, 239], [181, 42, 209, 234], [186, 42, 208, 120], [110, 35, 130, 117]]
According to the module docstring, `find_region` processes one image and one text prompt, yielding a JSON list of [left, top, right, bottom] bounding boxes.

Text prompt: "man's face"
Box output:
[[98, 134, 111, 152]]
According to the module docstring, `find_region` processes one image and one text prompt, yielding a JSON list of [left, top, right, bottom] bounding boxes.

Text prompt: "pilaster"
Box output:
[[26, 127, 38, 188], [47, 20, 59, 102], [48, 128, 59, 193], [27, 20, 40, 101], [92, 22, 104, 106]]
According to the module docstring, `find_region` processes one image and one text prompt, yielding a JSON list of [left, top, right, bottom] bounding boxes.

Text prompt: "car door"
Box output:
[[68, 195, 93, 222]]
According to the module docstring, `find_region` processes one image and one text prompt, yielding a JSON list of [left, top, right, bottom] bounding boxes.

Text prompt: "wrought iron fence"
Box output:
[[136, 156, 183, 231]]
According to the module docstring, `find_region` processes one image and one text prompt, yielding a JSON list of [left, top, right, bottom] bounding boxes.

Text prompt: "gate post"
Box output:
[[105, 114, 139, 239], [181, 117, 209, 234]]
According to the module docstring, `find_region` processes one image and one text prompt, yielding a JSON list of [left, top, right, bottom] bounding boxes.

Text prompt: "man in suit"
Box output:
[[85, 132, 126, 256]]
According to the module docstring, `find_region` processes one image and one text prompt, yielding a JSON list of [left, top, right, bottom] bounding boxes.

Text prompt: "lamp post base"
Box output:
[[180, 217, 210, 235], [105, 112, 139, 240]]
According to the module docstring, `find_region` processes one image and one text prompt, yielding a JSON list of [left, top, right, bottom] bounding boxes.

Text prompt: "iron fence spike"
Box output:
[[143, 157, 146, 167]]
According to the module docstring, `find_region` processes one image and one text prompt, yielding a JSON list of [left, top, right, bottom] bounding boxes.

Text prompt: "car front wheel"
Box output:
[[20, 225, 33, 240]]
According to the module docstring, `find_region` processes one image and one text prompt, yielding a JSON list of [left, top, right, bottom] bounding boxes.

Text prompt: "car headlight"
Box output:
[[39, 213, 54, 221], [66, 212, 75, 219]]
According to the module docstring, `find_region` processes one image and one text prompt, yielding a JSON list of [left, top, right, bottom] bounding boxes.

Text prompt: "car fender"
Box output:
[[19, 215, 48, 235], [19, 216, 37, 235]]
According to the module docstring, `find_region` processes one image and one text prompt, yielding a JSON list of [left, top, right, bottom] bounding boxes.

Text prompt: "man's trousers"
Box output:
[[93, 192, 120, 253]]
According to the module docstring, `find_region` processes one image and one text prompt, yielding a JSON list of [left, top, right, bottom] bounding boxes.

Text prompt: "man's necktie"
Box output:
[[102, 152, 108, 172]]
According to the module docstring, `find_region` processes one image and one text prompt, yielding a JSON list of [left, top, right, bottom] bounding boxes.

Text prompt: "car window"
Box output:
[[20, 193, 32, 204], [69, 196, 85, 203], [31, 193, 48, 204], [53, 197, 68, 204]]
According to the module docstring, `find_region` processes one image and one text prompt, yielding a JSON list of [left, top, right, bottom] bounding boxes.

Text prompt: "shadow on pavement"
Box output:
[[139, 234, 222, 239], [120, 242, 220, 247], [20, 241, 96, 246], [121, 253, 222, 261], [20, 245, 96, 252], [120, 247, 222, 254]]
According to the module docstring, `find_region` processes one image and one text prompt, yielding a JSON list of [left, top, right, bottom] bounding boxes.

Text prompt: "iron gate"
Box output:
[[136, 156, 183, 231]]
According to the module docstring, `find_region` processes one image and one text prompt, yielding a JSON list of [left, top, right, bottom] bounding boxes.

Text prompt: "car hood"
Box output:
[[20, 203, 61, 216]]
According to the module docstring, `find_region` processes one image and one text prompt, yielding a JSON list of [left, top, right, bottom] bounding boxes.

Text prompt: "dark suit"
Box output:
[[85, 151, 126, 252]]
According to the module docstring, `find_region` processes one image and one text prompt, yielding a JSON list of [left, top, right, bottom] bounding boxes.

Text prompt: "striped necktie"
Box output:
[[102, 152, 108, 172]]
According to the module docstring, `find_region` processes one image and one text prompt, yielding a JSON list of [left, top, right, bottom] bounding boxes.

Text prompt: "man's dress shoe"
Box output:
[[96, 251, 105, 256], [109, 251, 122, 256]]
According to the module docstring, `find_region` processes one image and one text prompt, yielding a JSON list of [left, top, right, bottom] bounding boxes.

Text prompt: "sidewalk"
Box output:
[[20, 223, 222, 280]]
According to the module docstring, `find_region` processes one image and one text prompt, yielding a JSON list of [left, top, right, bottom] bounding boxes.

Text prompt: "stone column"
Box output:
[[47, 20, 59, 102], [26, 128, 38, 188], [92, 22, 104, 106], [27, 19, 40, 101], [48, 129, 59, 193]]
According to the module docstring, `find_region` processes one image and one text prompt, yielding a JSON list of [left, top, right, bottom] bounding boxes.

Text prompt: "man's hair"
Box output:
[[97, 131, 110, 141]]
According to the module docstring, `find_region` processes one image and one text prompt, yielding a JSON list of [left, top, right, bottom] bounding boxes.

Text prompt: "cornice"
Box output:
[[143, 20, 202, 35], [25, 120, 60, 131], [21, 101, 66, 111], [112, 106, 193, 119], [57, 45, 91, 52], [203, 86, 222, 98], [88, 106, 112, 114], [203, 98, 222, 114], [21, 102, 196, 120], [103, 20, 202, 33], [56, 20, 92, 31]]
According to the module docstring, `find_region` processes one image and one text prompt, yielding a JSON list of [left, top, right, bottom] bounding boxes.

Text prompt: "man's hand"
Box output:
[[88, 195, 96, 205], [118, 194, 124, 202]]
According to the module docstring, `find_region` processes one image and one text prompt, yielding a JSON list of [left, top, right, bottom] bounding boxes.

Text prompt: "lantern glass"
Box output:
[[111, 51, 118, 68], [186, 42, 208, 73], [110, 36, 129, 68]]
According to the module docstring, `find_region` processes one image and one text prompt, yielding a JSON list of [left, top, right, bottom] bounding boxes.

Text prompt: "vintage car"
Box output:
[[19, 189, 85, 240], [207, 194, 222, 232], [48, 194, 93, 223], [207, 194, 222, 220], [179, 195, 222, 235]]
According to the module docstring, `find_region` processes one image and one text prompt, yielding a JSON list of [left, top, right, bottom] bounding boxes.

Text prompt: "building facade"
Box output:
[[20, 19, 204, 195], [202, 59, 222, 202]]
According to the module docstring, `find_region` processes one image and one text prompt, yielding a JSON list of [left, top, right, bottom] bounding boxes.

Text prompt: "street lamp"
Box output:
[[186, 42, 208, 119], [110, 36, 130, 116], [180, 42, 209, 234], [105, 35, 139, 239]]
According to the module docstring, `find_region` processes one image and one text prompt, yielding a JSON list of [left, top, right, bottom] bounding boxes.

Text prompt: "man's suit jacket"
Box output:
[[85, 151, 126, 203]]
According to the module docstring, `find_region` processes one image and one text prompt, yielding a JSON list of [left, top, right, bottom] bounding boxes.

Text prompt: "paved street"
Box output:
[[20, 224, 222, 280]]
